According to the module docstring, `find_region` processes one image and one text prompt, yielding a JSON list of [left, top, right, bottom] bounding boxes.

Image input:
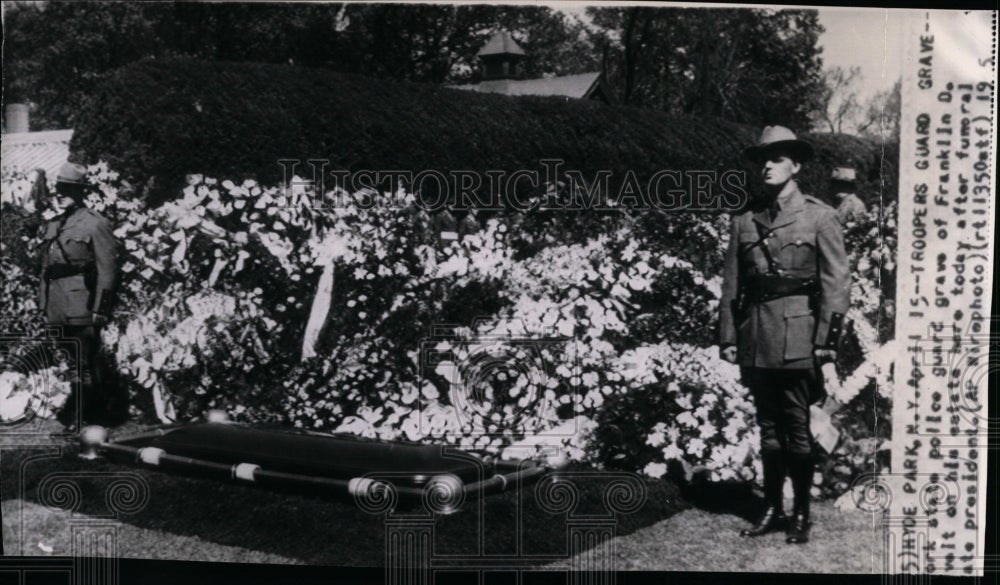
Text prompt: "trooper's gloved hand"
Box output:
[[813, 349, 837, 364], [720, 346, 738, 364]]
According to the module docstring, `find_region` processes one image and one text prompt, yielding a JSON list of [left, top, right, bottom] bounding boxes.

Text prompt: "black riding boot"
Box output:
[[741, 450, 786, 537], [786, 454, 813, 544]]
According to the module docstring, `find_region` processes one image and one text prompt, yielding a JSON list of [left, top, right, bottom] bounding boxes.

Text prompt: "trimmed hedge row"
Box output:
[[71, 57, 896, 207]]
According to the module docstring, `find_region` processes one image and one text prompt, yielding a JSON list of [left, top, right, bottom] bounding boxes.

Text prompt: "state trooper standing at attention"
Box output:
[[39, 163, 121, 430], [718, 127, 850, 544]]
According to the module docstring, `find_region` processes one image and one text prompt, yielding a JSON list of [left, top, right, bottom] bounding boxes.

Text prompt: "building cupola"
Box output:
[[477, 31, 526, 81]]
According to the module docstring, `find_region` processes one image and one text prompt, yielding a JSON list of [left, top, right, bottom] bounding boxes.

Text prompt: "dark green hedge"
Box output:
[[71, 57, 896, 208]]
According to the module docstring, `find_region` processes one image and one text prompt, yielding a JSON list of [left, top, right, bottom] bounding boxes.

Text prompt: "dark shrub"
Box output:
[[71, 58, 895, 208]]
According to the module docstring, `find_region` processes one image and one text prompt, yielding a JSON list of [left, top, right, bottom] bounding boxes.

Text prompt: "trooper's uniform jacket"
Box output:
[[835, 193, 867, 224], [719, 182, 849, 371], [39, 206, 119, 325]]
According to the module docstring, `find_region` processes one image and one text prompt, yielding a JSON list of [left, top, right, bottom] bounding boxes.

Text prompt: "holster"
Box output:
[[95, 289, 116, 316], [731, 296, 748, 325]]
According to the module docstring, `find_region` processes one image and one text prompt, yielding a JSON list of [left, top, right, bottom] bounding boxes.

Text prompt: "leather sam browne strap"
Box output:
[[753, 221, 780, 275], [49, 210, 75, 263]]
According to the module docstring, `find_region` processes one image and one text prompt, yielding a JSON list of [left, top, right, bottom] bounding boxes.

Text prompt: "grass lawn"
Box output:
[[2, 420, 884, 573], [547, 503, 885, 573]]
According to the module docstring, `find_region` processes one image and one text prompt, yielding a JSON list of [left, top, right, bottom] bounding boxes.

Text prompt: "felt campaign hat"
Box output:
[[55, 162, 88, 186], [54, 162, 90, 199], [743, 125, 814, 164]]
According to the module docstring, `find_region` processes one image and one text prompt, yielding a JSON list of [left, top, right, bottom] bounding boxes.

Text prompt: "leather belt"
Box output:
[[44, 263, 90, 281], [744, 274, 818, 303]]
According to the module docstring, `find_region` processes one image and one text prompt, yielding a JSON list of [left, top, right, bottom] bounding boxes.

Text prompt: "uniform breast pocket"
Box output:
[[780, 235, 815, 268], [783, 296, 815, 361], [60, 236, 93, 263], [57, 274, 93, 319]]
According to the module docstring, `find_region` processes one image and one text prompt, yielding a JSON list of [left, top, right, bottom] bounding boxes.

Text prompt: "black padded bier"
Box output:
[[137, 423, 485, 486]]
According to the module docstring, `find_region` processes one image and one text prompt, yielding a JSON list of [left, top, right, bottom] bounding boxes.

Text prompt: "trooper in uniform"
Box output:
[[39, 163, 121, 429], [829, 167, 867, 225], [718, 126, 849, 544]]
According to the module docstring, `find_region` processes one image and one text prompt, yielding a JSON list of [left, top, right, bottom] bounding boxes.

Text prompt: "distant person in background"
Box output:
[[829, 167, 866, 225], [432, 207, 458, 248], [30, 168, 51, 215], [39, 163, 123, 431], [458, 208, 481, 241]]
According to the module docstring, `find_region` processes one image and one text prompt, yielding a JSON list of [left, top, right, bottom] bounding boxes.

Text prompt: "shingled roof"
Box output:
[[477, 31, 526, 57], [1, 129, 74, 177], [449, 72, 605, 101]]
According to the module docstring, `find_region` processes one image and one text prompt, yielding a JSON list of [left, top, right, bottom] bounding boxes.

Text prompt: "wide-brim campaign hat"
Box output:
[[55, 162, 88, 186], [743, 125, 814, 164]]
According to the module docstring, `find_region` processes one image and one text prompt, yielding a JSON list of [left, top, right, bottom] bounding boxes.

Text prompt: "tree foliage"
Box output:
[[4, 3, 828, 131], [810, 65, 864, 134], [585, 7, 826, 128], [2, 2, 597, 130], [325, 4, 599, 83], [857, 79, 901, 141], [3, 1, 174, 129]]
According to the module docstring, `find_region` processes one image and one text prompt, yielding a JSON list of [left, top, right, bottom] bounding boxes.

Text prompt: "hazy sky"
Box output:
[[816, 7, 906, 102]]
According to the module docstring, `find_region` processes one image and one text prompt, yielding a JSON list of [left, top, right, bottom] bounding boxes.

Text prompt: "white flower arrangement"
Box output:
[[0, 163, 893, 496]]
